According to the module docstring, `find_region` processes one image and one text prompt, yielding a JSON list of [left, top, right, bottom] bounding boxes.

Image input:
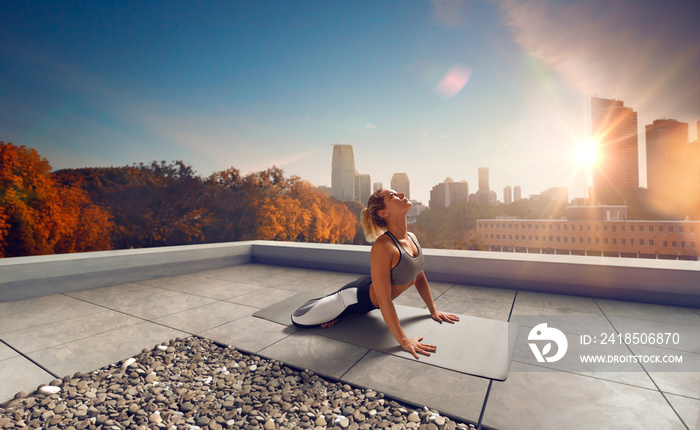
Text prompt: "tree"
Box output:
[[0, 142, 113, 257]]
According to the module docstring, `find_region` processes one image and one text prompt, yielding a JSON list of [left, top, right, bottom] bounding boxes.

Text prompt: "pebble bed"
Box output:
[[0, 337, 476, 430]]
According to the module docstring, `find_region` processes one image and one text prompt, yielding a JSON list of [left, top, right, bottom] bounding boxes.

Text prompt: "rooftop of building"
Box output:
[[1, 241, 698, 429]]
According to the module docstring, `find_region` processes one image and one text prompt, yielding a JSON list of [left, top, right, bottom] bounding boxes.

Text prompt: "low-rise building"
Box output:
[[476, 206, 699, 260]]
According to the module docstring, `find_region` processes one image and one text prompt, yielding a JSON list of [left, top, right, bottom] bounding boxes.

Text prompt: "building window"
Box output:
[[650, 239, 655, 246], [669, 226, 674, 233], [612, 238, 617, 245], [604, 225, 608, 232], [509, 235, 513, 240], [639, 226, 644, 232], [679, 227, 684, 233], [672, 241, 677, 247], [549, 236, 553, 241], [579, 237, 583, 243], [621, 239, 626, 245], [596, 238, 600, 244], [587, 238, 591, 244], [630, 239, 635, 246], [564, 237, 567, 242], [621, 226, 625, 232], [663, 241, 668, 247], [659, 226, 664, 232], [604, 238, 608, 244], [640, 239, 644, 245], [557, 236, 560, 242], [681, 241, 686, 248], [612, 225, 617, 232], [587, 225, 591, 231], [691, 242, 696, 248], [630, 225, 635, 232], [563, 225, 567, 231]]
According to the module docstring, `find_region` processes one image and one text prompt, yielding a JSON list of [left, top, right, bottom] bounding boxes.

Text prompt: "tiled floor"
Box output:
[[0, 263, 698, 429]]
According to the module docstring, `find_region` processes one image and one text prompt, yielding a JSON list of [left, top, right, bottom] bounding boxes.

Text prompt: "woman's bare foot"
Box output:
[[321, 319, 339, 328]]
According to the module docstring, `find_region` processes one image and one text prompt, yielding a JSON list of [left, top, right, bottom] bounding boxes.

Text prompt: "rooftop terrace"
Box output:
[[1, 242, 699, 429]]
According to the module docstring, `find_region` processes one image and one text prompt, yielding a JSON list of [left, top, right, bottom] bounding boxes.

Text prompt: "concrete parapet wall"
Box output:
[[0, 242, 254, 302], [1, 241, 699, 307]]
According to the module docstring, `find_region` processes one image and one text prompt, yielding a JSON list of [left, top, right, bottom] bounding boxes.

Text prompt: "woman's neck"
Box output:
[[386, 218, 408, 239]]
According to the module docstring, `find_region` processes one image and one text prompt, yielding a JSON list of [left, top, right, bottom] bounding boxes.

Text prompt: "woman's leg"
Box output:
[[291, 276, 372, 328]]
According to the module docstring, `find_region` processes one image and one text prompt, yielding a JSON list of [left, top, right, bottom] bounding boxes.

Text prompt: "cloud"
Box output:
[[365, 123, 377, 129], [497, 0, 700, 119]]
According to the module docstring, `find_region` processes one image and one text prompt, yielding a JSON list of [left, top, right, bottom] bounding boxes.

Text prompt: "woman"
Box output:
[[291, 189, 459, 359]]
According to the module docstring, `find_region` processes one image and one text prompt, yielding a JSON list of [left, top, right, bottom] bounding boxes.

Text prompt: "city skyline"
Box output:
[[2, 1, 699, 206]]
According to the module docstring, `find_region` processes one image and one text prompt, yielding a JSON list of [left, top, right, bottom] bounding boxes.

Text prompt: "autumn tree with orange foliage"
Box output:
[[0, 142, 114, 257], [206, 166, 358, 244]]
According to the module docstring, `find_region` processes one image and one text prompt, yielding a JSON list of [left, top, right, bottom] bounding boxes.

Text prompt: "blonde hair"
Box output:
[[360, 189, 387, 242]]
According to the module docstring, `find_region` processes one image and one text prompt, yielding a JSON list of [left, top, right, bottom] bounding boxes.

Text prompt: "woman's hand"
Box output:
[[401, 337, 436, 359], [431, 310, 460, 324]]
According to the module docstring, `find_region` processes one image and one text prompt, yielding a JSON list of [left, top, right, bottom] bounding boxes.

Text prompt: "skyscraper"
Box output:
[[514, 186, 522, 201], [429, 178, 468, 209], [591, 97, 639, 203], [645, 119, 689, 193], [391, 173, 410, 199], [331, 145, 356, 201], [476, 167, 490, 205], [356, 173, 371, 205], [504, 186, 512, 205]]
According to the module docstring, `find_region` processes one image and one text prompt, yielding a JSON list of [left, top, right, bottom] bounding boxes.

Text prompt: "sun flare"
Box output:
[[576, 140, 598, 166]]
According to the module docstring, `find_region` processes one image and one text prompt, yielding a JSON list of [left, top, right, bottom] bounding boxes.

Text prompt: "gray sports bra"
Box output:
[[385, 231, 425, 285]]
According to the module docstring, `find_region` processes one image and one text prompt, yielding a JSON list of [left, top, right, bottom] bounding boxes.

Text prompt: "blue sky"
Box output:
[[2, 0, 699, 204]]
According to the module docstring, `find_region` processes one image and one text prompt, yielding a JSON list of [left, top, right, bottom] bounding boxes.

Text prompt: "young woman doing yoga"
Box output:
[[291, 189, 459, 359]]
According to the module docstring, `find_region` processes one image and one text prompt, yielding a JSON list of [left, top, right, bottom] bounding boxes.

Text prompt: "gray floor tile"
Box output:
[[515, 290, 602, 314], [433, 295, 513, 321], [0, 341, 17, 361], [441, 284, 517, 304], [0, 310, 143, 353], [138, 273, 207, 288], [510, 328, 656, 390], [665, 393, 700, 430], [27, 322, 187, 378], [484, 361, 686, 430], [596, 299, 700, 325], [0, 293, 84, 316], [271, 277, 338, 292], [64, 282, 154, 303], [628, 344, 700, 399], [608, 316, 700, 354], [164, 278, 267, 300], [0, 296, 106, 334], [258, 331, 369, 380], [199, 315, 297, 354], [155, 301, 258, 334], [115, 293, 216, 320], [510, 310, 616, 336], [0, 356, 55, 403], [227, 288, 299, 309], [341, 350, 490, 424]]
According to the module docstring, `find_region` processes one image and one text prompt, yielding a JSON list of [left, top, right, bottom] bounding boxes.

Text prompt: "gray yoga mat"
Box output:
[[253, 292, 518, 381]]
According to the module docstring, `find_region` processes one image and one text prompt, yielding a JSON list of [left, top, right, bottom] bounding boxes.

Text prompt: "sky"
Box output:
[[2, 0, 699, 205]]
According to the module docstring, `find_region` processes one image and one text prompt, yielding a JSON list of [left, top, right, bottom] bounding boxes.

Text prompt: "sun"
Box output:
[[576, 139, 598, 167]]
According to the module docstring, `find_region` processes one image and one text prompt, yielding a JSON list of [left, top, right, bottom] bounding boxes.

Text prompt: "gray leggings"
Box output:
[[290, 275, 377, 328]]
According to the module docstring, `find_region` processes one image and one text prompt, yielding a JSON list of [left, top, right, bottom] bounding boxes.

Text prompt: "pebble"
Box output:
[[37, 386, 61, 396], [0, 337, 470, 430]]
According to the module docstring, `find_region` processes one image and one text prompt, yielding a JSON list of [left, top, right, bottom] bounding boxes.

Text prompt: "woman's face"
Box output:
[[381, 189, 412, 217]]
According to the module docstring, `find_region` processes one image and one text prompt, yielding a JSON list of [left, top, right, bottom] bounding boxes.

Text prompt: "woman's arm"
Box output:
[[414, 271, 460, 324], [371, 238, 436, 359]]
